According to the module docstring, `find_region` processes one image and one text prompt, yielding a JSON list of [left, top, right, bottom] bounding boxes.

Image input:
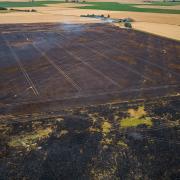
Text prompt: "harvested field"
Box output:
[[132, 22, 180, 41], [0, 23, 180, 114]]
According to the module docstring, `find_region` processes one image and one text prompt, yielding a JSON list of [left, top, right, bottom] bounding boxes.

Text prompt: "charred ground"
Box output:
[[0, 96, 180, 179], [0, 23, 180, 114], [0, 23, 180, 179]]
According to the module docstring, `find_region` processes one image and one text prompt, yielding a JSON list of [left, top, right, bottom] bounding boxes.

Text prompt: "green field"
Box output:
[[0, 1, 179, 14], [78, 2, 180, 14], [149, 1, 180, 6], [0, 0, 64, 8]]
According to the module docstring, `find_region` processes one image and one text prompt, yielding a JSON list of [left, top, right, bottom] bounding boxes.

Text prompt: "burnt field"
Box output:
[[0, 23, 180, 114], [0, 96, 180, 179], [0, 23, 180, 179]]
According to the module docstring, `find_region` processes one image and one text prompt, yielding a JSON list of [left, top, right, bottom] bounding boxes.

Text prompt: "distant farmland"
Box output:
[[0, 1, 180, 14], [78, 2, 180, 14], [0, 0, 64, 8]]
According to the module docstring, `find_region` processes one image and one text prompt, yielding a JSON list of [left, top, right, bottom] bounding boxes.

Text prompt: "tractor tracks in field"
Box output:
[[55, 32, 154, 82], [22, 34, 82, 92], [1, 35, 39, 96]]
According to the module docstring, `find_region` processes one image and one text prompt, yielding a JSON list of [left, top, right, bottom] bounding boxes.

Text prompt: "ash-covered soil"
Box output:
[[0, 23, 180, 114], [0, 96, 179, 180], [0, 23, 180, 179]]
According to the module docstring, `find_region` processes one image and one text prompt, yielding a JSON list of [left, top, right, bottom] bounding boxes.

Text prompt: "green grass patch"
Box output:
[[0, 0, 64, 8], [102, 121, 112, 134], [120, 117, 152, 128], [120, 106, 153, 128], [117, 140, 128, 148], [8, 127, 52, 150], [78, 2, 180, 14]]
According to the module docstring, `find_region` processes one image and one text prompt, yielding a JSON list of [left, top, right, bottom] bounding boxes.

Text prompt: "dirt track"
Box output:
[[0, 23, 179, 114]]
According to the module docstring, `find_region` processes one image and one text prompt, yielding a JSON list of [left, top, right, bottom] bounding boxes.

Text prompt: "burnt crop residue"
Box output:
[[0, 97, 179, 179]]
